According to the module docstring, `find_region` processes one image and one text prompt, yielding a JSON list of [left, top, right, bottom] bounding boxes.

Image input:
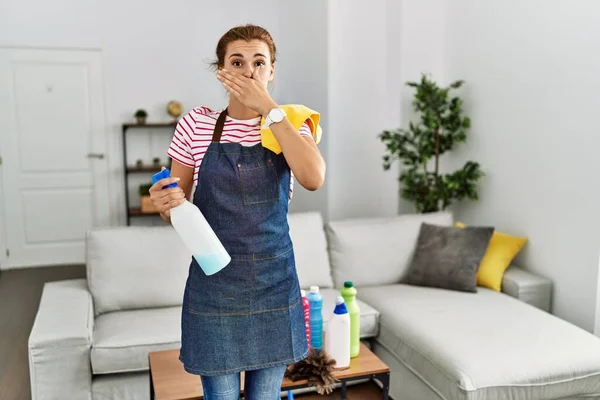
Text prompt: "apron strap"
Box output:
[[212, 108, 228, 143]]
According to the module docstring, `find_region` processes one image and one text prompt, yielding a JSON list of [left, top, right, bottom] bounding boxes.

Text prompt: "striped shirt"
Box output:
[[167, 106, 313, 201]]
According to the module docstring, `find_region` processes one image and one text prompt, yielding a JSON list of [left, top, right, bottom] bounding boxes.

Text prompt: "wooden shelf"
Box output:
[[126, 166, 163, 173], [122, 121, 175, 225], [122, 122, 177, 129], [129, 208, 160, 217]]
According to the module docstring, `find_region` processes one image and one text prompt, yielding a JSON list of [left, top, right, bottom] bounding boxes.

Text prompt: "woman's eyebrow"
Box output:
[[228, 53, 266, 59]]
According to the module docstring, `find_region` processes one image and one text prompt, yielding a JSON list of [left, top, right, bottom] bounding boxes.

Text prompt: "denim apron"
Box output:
[[179, 109, 308, 376]]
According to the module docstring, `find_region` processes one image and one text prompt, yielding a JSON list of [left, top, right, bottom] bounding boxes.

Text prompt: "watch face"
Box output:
[[271, 108, 285, 122]]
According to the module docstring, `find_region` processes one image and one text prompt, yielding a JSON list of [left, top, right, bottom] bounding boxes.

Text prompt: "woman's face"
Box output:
[[221, 39, 274, 85]]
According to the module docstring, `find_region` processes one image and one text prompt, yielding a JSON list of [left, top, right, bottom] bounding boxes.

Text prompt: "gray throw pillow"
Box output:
[[401, 222, 494, 292]]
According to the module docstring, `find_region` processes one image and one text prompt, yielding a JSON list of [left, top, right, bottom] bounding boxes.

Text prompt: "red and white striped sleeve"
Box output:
[[167, 111, 197, 168], [299, 121, 314, 139]]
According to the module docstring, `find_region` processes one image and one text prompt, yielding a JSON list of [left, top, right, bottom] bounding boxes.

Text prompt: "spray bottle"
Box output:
[[152, 168, 230, 275]]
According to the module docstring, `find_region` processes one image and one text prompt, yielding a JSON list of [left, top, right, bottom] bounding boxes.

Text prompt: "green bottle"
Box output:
[[341, 281, 360, 358]]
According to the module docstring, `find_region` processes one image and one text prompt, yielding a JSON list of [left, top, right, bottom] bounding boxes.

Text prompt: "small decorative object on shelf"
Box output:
[[152, 157, 161, 167], [167, 100, 183, 121], [134, 109, 148, 125], [135, 159, 143, 168], [138, 183, 156, 213]]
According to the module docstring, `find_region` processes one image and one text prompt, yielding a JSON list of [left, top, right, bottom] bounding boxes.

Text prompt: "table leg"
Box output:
[[374, 372, 390, 400], [340, 380, 347, 400], [150, 369, 155, 400]]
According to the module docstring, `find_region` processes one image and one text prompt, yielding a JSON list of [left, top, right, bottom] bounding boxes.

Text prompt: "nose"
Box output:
[[242, 65, 253, 78]]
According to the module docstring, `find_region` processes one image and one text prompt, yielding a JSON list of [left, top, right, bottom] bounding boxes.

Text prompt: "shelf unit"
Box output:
[[122, 122, 176, 225]]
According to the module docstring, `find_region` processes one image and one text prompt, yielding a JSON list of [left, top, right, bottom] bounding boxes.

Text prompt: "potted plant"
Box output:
[[379, 74, 484, 213], [135, 159, 143, 168], [138, 182, 156, 213], [152, 157, 161, 167], [134, 109, 148, 124]]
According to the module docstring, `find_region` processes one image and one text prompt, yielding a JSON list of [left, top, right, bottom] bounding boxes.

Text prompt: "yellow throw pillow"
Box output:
[[455, 221, 527, 292]]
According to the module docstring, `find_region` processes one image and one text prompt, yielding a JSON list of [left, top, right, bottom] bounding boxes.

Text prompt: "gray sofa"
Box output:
[[29, 211, 600, 399]]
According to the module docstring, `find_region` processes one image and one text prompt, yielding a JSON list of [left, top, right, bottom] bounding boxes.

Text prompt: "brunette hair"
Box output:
[[211, 24, 277, 70]]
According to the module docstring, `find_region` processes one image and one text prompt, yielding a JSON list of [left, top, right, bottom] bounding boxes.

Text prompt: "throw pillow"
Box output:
[[455, 221, 528, 292], [401, 222, 494, 293]]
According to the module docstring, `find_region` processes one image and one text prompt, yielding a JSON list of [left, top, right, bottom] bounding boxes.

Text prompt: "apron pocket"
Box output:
[[187, 258, 252, 316], [239, 162, 279, 205]]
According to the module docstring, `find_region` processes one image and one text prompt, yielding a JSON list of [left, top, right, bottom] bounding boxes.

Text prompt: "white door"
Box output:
[[0, 48, 111, 269]]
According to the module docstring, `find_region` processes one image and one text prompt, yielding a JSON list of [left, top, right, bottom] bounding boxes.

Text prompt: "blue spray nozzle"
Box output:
[[152, 168, 178, 189]]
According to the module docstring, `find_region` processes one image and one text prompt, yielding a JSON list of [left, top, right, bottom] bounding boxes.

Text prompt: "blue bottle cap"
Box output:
[[152, 168, 178, 189]]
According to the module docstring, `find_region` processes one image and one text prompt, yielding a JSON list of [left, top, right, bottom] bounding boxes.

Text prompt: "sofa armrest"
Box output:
[[28, 279, 94, 400], [502, 266, 552, 312]]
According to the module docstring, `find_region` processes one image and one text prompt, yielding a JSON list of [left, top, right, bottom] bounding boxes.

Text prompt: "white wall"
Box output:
[[397, 0, 447, 214], [276, 0, 329, 218], [442, 0, 600, 332], [0, 155, 6, 264], [326, 0, 399, 221], [596, 251, 600, 335]]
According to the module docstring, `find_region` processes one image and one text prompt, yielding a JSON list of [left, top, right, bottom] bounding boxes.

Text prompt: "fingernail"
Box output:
[[175, 177, 180, 181]]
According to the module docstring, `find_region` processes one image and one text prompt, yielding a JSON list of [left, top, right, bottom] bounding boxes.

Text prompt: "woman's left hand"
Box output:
[[217, 69, 277, 116]]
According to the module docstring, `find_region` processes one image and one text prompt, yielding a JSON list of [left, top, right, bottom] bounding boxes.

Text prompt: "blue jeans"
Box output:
[[200, 365, 286, 400]]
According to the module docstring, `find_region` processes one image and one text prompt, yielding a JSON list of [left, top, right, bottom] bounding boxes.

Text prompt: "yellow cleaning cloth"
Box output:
[[260, 104, 322, 154]]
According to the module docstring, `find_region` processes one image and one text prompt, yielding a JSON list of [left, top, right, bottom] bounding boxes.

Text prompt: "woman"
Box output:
[[149, 24, 326, 400]]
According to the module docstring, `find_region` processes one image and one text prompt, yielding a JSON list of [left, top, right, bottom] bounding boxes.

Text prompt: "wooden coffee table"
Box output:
[[149, 342, 390, 400]]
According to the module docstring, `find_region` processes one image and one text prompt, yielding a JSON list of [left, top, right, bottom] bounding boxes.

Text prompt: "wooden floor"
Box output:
[[0, 265, 389, 400]]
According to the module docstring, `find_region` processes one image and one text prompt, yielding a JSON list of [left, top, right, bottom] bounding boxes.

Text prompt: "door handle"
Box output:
[[87, 153, 105, 159]]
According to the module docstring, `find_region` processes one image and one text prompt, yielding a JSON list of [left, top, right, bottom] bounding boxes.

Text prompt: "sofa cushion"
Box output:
[[359, 284, 600, 399], [456, 221, 528, 292], [288, 212, 334, 288], [325, 211, 453, 288], [92, 372, 149, 400], [91, 307, 181, 374], [401, 222, 494, 292], [86, 226, 191, 316], [317, 288, 379, 338]]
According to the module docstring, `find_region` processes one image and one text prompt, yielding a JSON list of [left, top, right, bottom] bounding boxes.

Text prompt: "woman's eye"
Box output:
[[232, 61, 242, 67], [255, 61, 265, 67]]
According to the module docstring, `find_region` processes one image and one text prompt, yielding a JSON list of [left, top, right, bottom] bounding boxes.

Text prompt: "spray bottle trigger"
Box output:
[[152, 168, 178, 189]]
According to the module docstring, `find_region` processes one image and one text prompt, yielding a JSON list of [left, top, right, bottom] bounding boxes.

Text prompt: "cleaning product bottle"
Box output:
[[341, 281, 360, 358], [307, 286, 323, 350], [325, 296, 350, 369], [301, 290, 311, 350], [152, 168, 231, 276]]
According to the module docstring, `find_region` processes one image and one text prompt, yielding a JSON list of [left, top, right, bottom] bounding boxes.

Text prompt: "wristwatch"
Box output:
[[262, 107, 286, 129]]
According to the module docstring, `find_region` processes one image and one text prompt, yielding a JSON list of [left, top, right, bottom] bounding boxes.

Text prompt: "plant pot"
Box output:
[[140, 195, 157, 213], [136, 116, 146, 125]]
